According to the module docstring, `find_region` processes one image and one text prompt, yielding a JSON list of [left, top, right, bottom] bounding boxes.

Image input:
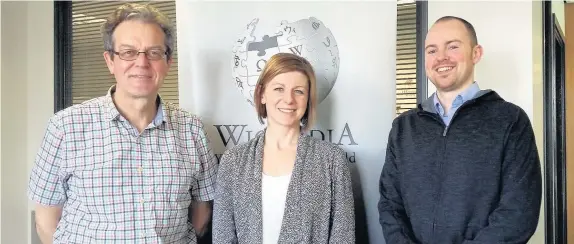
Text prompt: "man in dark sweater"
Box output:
[[378, 16, 542, 244]]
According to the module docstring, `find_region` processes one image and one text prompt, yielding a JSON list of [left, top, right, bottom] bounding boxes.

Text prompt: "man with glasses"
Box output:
[[28, 3, 217, 244]]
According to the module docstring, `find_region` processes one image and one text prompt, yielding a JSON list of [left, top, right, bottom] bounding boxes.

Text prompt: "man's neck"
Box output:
[[436, 81, 474, 115], [112, 90, 158, 133]]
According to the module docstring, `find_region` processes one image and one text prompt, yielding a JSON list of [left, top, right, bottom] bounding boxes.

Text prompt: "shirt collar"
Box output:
[[433, 82, 481, 113], [103, 85, 167, 125]]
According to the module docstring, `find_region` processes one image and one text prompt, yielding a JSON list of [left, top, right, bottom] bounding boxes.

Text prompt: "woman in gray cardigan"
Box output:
[[212, 53, 355, 243]]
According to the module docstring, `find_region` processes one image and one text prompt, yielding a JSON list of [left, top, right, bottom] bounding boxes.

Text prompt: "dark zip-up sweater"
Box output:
[[378, 90, 542, 244]]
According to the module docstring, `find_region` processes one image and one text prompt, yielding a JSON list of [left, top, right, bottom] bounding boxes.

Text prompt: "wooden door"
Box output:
[[566, 3, 574, 243]]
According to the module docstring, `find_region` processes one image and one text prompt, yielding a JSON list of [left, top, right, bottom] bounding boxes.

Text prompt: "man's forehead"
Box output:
[[426, 22, 468, 45], [113, 38, 164, 48], [113, 21, 165, 37], [112, 27, 165, 47]]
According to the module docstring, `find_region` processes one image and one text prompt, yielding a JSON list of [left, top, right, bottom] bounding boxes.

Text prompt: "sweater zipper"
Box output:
[[439, 100, 476, 136], [433, 126, 448, 239], [419, 101, 474, 239], [418, 112, 445, 238]]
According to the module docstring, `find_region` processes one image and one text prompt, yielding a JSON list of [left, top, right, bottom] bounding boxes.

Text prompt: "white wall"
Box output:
[[27, 2, 54, 242], [427, 1, 545, 243], [1, 2, 29, 243], [26, 0, 55, 209], [1, 1, 54, 243], [553, 0, 566, 35]]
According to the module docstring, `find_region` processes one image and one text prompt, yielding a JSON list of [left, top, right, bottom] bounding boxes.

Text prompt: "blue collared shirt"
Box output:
[[433, 82, 481, 126]]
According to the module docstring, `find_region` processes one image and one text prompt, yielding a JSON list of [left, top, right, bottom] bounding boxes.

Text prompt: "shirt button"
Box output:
[[138, 166, 143, 172], [140, 198, 145, 204]]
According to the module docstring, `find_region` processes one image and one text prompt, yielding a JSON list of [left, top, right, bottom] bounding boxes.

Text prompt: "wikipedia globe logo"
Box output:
[[231, 17, 340, 106]]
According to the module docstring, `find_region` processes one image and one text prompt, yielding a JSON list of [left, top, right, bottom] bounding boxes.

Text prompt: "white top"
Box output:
[[261, 172, 292, 244]]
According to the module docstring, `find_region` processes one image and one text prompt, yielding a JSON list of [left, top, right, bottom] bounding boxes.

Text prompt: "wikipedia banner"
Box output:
[[176, 2, 397, 243]]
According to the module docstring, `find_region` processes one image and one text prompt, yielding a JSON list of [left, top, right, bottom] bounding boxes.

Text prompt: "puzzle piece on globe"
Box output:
[[246, 35, 279, 78], [247, 34, 281, 56]]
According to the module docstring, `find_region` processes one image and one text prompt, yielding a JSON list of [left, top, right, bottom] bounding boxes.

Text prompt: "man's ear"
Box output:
[[472, 44, 483, 64], [103, 51, 115, 74], [167, 56, 173, 67]]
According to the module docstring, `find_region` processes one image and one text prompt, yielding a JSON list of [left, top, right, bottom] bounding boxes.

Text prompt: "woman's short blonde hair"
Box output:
[[253, 53, 317, 132]]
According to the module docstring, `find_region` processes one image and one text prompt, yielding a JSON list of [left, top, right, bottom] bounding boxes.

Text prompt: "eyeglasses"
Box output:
[[111, 49, 167, 61]]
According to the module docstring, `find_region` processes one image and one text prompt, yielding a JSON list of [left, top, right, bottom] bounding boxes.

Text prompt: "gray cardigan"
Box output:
[[212, 130, 355, 243]]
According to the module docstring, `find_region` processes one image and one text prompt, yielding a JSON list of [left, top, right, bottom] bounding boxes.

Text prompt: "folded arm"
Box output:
[[190, 120, 218, 237], [378, 124, 420, 244], [329, 148, 355, 243], [35, 204, 63, 244], [28, 116, 68, 244], [190, 201, 212, 236], [462, 110, 542, 244], [212, 151, 238, 243]]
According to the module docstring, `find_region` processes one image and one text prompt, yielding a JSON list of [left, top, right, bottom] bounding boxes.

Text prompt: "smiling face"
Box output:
[[260, 71, 309, 129], [103, 20, 172, 100], [424, 19, 482, 93]]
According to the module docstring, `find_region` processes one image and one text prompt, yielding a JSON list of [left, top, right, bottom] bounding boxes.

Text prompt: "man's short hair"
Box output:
[[101, 3, 175, 60], [435, 16, 478, 46], [253, 53, 317, 132]]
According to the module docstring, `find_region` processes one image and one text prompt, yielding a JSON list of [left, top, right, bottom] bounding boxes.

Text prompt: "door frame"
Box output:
[[415, 0, 428, 103], [543, 2, 567, 243], [566, 3, 574, 243]]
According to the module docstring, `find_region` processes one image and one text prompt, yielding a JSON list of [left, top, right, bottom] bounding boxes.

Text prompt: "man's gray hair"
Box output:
[[101, 3, 175, 60]]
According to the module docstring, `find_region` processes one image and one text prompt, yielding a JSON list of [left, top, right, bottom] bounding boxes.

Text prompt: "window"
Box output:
[[66, 1, 179, 107], [396, 1, 421, 116], [396, 1, 417, 116]]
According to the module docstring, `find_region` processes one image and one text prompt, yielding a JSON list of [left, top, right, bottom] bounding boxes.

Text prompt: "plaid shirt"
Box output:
[[28, 86, 218, 244]]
